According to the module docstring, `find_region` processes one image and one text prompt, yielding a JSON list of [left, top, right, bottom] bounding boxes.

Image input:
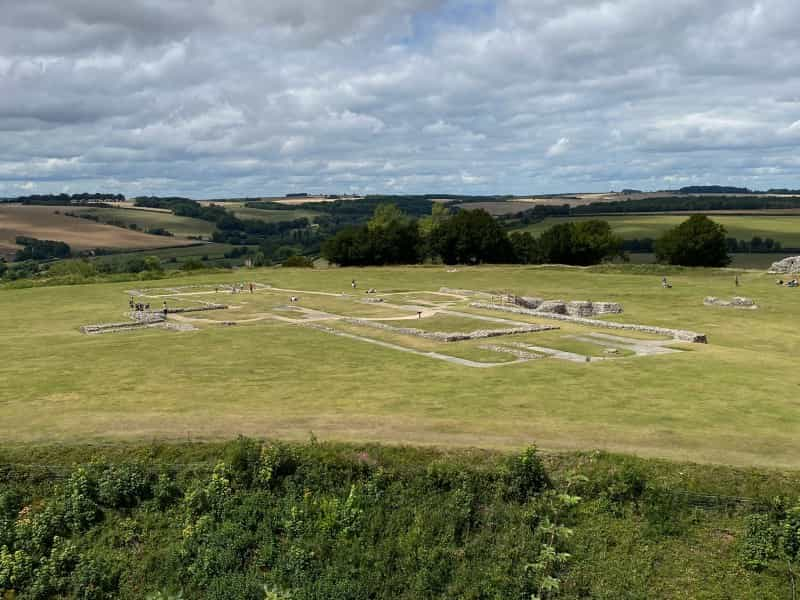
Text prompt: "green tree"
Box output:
[[537, 220, 622, 266], [538, 223, 576, 265], [143, 256, 163, 273], [367, 203, 409, 231], [654, 215, 730, 267], [418, 203, 451, 238], [431, 209, 514, 264], [322, 204, 420, 266], [571, 220, 624, 265], [510, 231, 542, 264]]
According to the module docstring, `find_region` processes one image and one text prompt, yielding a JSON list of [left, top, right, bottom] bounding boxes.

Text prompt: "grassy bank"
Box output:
[[1, 439, 797, 599]]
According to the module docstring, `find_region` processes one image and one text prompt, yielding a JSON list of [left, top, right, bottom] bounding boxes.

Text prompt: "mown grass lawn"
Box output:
[[1, 264, 798, 469]]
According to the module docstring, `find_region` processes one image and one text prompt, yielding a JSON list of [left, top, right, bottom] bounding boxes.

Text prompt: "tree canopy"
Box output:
[[322, 204, 623, 267], [655, 215, 731, 267]]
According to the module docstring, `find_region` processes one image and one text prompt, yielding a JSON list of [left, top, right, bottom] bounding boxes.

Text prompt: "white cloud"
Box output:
[[546, 137, 570, 157], [1, 0, 800, 196]]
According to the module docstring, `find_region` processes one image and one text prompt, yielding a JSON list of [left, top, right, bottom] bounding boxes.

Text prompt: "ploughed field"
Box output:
[[0, 204, 197, 259], [1, 264, 798, 468]]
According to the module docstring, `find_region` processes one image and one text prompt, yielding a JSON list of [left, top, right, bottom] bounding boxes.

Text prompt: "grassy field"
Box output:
[[624, 252, 787, 269], [72, 207, 217, 238], [90, 243, 243, 267], [231, 206, 320, 223], [2, 264, 799, 468], [517, 213, 800, 246], [0, 205, 195, 259]]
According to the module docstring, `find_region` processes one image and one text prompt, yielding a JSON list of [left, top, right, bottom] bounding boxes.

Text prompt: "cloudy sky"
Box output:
[[2, 0, 800, 198]]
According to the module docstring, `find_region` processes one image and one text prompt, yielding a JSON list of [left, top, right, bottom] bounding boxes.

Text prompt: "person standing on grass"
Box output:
[[351, 279, 357, 289], [735, 274, 739, 287]]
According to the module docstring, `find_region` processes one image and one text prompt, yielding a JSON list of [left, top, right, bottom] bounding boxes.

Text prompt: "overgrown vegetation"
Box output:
[[0, 439, 796, 599], [14, 237, 71, 262]]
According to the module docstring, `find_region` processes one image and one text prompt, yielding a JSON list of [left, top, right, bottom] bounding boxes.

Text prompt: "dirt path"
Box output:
[[305, 323, 532, 368], [569, 333, 681, 356]]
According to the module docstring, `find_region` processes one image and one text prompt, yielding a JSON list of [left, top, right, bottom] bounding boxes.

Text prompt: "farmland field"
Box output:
[[2, 264, 799, 469], [231, 206, 320, 223], [71, 206, 217, 238], [0, 204, 196, 259], [516, 213, 800, 246], [625, 252, 788, 269]]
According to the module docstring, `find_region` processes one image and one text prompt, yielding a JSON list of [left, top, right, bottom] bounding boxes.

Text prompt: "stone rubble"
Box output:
[[768, 256, 800, 274], [704, 296, 758, 309], [342, 317, 558, 342], [470, 301, 707, 343], [477, 344, 543, 359]]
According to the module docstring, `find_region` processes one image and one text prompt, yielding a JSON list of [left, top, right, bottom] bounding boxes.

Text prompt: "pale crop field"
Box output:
[[1, 264, 798, 469], [71, 207, 217, 238], [0, 205, 197, 256]]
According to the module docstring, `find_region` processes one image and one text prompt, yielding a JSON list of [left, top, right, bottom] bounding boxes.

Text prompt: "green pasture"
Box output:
[[73, 207, 217, 238], [1, 264, 799, 469], [516, 214, 800, 246], [91, 242, 242, 267], [231, 206, 320, 223]]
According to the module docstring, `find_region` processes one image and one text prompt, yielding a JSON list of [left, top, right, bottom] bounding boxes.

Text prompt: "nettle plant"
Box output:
[[741, 499, 800, 600]]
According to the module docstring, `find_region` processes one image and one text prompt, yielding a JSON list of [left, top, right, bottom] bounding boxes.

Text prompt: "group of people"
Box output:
[[776, 278, 799, 287], [129, 297, 170, 316], [228, 282, 255, 294], [129, 297, 150, 312]]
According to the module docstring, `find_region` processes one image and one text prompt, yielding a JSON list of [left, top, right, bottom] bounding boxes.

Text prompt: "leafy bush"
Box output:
[[69, 554, 120, 600], [97, 463, 152, 508], [225, 436, 262, 488], [740, 513, 776, 571], [643, 487, 688, 537], [181, 258, 205, 271], [282, 255, 314, 268], [63, 468, 101, 532], [504, 446, 550, 502], [257, 443, 299, 488]]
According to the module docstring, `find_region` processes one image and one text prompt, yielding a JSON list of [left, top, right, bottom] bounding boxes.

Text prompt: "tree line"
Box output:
[[3, 193, 125, 206], [321, 204, 626, 266]]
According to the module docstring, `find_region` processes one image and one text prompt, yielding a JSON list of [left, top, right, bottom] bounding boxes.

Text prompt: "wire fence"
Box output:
[[0, 461, 774, 510]]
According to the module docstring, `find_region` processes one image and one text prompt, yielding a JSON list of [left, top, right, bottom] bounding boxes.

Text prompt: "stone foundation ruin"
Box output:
[[499, 295, 624, 317], [704, 296, 758, 309], [342, 317, 558, 342], [80, 303, 227, 335], [768, 256, 800, 274], [470, 301, 707, 343]]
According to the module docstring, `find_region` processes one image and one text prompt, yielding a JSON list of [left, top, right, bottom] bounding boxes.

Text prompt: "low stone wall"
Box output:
[[470, 302, 707, 343], [704, 296, 758, 309], [769, 256, 800, 274], [167, 303, 228, 314], [516, 296, 543, 309], [438, 287, 492, 298], [81, 319, 164, 335], [512, 296, 623, 316], [129, 311, 167, 323], [342, 318, 557, 342], [478, 344, 543, 360]]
